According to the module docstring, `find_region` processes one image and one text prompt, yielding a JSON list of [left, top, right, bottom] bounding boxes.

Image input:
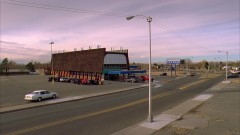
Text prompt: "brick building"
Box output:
[[51, 48, 132, 81]]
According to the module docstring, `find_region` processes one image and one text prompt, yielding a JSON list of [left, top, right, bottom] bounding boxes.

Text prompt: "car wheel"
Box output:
[[37, 97, 42, 102], [52, 94, 57, 99]]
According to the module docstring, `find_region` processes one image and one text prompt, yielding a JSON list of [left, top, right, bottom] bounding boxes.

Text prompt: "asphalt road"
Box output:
[[0, 74, 176, 108], [0, 75, 224, 135]]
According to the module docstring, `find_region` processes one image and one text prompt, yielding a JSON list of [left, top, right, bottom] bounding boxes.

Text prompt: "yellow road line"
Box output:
[[6, 83, 199, 135], [10, 78, 208, 135], [179, 79, 207, 90]]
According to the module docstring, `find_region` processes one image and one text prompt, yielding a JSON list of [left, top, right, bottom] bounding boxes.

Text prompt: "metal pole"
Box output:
[[50, 42, 54, 82], [188, 58, 190, 74], [147, 16, 153, 123], [51, 43, 53, 74], [226, 51, 228, 81], [186, 59, 189, 75], [214, 58, 216, 73], [175, 64, 176, 76], [126, 15, 153, 123]]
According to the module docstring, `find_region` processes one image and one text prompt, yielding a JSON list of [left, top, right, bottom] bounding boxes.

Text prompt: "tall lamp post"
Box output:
[[218, 51, 228, 82], [126, 15, 153, 123], [189, 57, 193, 74], [50, 42, 54, 77], [214, 58, 216, 73]]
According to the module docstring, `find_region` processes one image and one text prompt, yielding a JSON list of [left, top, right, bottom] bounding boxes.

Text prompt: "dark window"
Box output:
[[40, 91, 45, 95], [45, 91, 50, 94]]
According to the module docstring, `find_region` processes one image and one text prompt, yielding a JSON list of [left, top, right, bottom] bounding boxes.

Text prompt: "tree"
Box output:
[[203, 61, 209, 69], [8, 61, 17, 69], [25, 61, 35, 72], [1, 58, 9, 72]]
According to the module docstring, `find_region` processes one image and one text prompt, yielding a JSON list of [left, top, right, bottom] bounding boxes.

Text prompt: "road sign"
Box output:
[[166, 61, 180, 64], [166, 58, 180, 65]]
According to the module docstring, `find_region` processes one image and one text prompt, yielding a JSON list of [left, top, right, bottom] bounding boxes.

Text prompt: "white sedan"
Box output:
[[24, 90, 57, 102]]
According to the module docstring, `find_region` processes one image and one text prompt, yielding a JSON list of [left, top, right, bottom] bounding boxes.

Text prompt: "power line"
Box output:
[[152, 18, 220, 53], [1, 0, 128, 18], [1, 0, 229, 55]]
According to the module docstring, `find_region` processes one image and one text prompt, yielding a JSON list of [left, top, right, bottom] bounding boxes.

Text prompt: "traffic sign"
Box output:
[[166, 61, 180, 64]]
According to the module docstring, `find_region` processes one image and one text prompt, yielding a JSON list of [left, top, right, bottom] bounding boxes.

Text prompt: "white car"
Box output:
[[60, 77, 70, 82], [24, 90, 57, 102]]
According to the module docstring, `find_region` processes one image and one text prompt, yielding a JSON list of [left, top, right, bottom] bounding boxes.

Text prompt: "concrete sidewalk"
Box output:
[[111, 78, 240, 135], [153, 78, 240, 135]]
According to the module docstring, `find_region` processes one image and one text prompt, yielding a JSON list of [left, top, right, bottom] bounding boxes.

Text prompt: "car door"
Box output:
[[40, 91, 47, 99], [44, 91, 51, 98]]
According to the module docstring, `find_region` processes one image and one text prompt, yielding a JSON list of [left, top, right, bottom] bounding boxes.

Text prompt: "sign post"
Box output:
[[166, 59, 180, 76]]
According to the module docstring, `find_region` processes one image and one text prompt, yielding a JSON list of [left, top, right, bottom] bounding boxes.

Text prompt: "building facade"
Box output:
[[51, 48, 130, 81]]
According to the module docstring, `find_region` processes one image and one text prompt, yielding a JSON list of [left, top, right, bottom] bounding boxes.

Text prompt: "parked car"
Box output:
[[60, 77, 71, 82], [186, 72, 195, 76], [141, 76, 154, 82], [89, 80, 99, 85], [70, 78, 81, 84], [160, 72, 167, 76], [81, 78, 89, 85], [24, 90, 57, 102], [227, 74, 239, 78], [48, 77, 54, 82], [48, 76, 62, 82], [125, 76, 140, 83]]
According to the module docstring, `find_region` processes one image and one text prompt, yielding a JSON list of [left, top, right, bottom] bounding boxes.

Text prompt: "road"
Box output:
[[0, 75, 224, 135]]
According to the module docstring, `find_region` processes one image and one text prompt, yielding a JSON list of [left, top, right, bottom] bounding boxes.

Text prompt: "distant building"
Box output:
[[51, 48, 145, 81]]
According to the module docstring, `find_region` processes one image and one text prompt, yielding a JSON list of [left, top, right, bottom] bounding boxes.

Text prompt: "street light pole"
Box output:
[[189, 57, 193, 74], [226, 51, 228, 81], [147, 16, 153, 123], [126, 15, 153, 123], [50, 42, 54, 76], [214, 58, 216, 73], [218, 51, 228, 81]]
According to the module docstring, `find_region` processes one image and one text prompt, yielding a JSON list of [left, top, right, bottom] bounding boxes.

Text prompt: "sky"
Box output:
[[1, 0, 239, 64]]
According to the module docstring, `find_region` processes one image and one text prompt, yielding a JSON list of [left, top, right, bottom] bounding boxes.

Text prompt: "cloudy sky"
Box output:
[[1, 0, 239, 63]]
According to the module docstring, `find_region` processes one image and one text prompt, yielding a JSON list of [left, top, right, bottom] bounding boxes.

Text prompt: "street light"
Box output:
[[214, 58, 216, 73], [218, 51, 228, 82], [50, 42, 54, 77], [189, 57, 193, 74], [126, 15, 153, 123]]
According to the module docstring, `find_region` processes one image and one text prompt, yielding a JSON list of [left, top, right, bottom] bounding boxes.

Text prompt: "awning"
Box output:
[[107, 70, 146, 75]]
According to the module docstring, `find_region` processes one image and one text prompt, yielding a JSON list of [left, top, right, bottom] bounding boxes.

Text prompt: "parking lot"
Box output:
[[0, 74, 177, 108]]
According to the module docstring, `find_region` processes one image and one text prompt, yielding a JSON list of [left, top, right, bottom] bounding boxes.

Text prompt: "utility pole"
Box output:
[[127, 15, 153, 123], [50, 42, 54, 83]]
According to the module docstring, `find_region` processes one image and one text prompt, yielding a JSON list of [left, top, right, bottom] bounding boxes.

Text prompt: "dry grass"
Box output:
[[172, 127, 189, 135]]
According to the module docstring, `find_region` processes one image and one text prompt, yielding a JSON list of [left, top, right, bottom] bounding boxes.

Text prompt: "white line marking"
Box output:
[[193, 94, 213, 101], [154, 84, 162, 88]]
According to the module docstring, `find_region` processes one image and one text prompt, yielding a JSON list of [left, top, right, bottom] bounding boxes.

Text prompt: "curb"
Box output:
[[111, 82, 227, 135]]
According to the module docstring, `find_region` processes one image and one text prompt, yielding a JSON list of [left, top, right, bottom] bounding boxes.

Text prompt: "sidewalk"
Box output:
[[153, 78, 240, 135], [111, 78, 240, 135]]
